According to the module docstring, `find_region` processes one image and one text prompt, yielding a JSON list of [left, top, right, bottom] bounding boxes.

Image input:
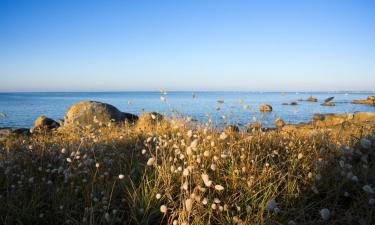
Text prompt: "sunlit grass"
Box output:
[[1, 110, 375, 224]]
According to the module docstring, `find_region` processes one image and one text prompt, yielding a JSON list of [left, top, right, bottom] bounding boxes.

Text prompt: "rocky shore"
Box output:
[[1, 99, 375, 142]]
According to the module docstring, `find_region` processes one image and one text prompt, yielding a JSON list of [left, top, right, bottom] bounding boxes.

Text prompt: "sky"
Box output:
[[0, 0, 374, 92]]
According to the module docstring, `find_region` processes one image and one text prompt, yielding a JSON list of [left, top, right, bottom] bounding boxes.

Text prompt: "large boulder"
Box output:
[[63, 101, 138, 127], [30, 116, 59, 133], [259, 104, 272, 112]]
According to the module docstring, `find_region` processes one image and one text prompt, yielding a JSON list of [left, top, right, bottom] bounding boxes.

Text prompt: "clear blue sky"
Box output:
[[0, 0, 374, 92]]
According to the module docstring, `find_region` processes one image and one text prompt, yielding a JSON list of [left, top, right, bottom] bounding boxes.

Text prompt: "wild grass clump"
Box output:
[[0, 117, 374, 225]]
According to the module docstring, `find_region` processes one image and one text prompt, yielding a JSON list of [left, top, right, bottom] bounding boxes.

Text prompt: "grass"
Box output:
[[0, 115, 375, 225]]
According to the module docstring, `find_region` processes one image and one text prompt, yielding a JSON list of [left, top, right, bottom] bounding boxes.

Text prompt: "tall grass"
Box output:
[[0, 115, 374, 225]]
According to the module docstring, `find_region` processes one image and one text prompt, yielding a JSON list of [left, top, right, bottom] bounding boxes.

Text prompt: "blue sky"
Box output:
[[0, 0, 374, 92]]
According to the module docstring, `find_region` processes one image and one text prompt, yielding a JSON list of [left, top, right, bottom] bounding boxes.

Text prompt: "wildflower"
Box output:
[[210, 164, 216, 171], [214, 185, 225, 191], [160, 205, 167, 213], [363, 185, 374, 194], [201, 173, 212, 187], [183, 168, 189, 177], [61, 148, 66, 154], [320, 208, 330, 221], [28, 177, 34, 183], [141, 149, 147, 155], [156, 193, 161, 199], [274, 207, 280, 214], [104, 212, 110, 222], [185, 198, 193, 212], [214, 198, 221, 203], [95, 163, 100, 168], [118, 174, 125, 180], [190, 139, 198, 148], [266, 198, 277, 211], [202, 198, 208, 205], [297, 153, 303, 160], [360, 138, 372, 149], [187, 130, 193, 138], [204, 151, 210, 157], [66, 158, 72, 163], [219, 132, 228, 140], [211, 203, 217, 210], [147, 157, 155, 166]]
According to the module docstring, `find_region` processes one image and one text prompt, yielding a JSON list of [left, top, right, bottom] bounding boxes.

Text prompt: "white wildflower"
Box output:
[[156, 193, 161, 199], [118, 174, 125, 180], [214, 185, 224, 191], [147, 157, 155, 166], [185, 198, 193, 212], [363, 185, 374, 194], [219, 132, 228, 140], [160, 205, 167, 214], [266, 198, 277, 211], [201, 173, 212, 187], [320, 208, 330, 221]]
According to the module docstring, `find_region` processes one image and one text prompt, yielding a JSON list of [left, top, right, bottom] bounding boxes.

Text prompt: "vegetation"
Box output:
[[1, 115, 375, 225]]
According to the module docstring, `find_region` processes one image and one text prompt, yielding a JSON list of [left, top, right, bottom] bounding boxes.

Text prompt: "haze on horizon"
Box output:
[[0, 0, 374, 92]]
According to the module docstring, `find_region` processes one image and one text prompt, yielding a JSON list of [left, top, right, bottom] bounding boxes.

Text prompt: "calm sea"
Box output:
[[0, 92, 374, 128]]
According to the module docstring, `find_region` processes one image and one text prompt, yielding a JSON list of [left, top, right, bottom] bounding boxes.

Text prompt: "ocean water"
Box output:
[[0, 92, 374, 128]]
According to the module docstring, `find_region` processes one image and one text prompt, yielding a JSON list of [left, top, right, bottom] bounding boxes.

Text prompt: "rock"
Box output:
[[352, 96, 375, 106], [297, 98, 303, 102], [246, 122, 262, 131], [63, 101, 138, 127], [0, 128, 29, 141], [224, 125, 239, 133], [282, 102, 297, 106], [321, 102, 335, 106], [259, 104, 272, 112], [306, 97, 318, 102], [324, 97, 335, 102], [352, 112, 375, 123], [136, 112, 164, 130], [275, 119, 285, 128], [34, 116, 59, 129], [312, 114, 325, 121]]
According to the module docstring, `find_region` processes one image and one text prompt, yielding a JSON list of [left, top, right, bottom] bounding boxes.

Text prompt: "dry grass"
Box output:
[[0, 117, 375, 225]]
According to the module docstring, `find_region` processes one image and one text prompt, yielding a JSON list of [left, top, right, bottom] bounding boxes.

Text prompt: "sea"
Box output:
[[0, 92, 374, 128]]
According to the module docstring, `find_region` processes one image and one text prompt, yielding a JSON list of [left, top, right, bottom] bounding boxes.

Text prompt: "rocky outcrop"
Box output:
[[312, 112, 375, 127], [352, 96, 375, 106], [259, 105, 272, 112], [0, 128, 29, 142], [31, 116, 59, 133], [63, 101, 138, 127]]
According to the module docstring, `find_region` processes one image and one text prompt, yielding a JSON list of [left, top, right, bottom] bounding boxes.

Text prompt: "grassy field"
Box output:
[[1, 116, 375, 225]]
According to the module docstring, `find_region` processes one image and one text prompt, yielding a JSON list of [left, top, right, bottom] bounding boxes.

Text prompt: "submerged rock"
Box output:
[[63, 101, 138, 127], [259, 104, 273, 112], [321, 102, 335, 106]]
